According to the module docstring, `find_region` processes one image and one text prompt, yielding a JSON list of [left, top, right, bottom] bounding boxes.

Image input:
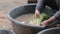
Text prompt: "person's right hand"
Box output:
[[35, 10, 40, 18]]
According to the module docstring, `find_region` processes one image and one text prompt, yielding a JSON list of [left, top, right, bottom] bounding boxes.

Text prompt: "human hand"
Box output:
[[40, 20, 49, 26], [34, 10, 40, 18]]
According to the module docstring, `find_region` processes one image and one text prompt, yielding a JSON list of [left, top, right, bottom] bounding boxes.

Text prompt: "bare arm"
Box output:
[[47, 9, 60, 23], [41, 10, 60, 26]]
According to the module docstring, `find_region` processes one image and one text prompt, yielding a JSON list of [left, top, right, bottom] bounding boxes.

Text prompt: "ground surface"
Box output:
[[0, 0, 27, 30]]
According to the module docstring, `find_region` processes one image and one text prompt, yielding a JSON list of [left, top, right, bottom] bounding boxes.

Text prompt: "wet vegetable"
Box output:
[[30, 12, 50, 26]]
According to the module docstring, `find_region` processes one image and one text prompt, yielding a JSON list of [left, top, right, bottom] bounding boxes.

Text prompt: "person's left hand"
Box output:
[[40, 20, 49, 26]]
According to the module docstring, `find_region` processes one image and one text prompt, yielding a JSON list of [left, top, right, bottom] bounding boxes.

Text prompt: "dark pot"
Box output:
[[0, 30, 15, 34], [8, 4, 57, 34], [37, 27, 60, 34]]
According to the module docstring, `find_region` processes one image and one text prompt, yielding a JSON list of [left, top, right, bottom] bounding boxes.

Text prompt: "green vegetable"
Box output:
[[41, 12, 50, 21], [30, 12, 50, 26]]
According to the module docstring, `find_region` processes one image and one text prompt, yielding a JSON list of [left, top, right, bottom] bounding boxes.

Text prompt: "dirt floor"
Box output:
[[0, 0, 27, 30]]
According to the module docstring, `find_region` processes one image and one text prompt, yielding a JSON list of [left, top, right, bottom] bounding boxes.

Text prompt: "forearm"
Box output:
[[47, 16, 56, 23], [35, 0, 45, 11], [47, 10, 60, 22]]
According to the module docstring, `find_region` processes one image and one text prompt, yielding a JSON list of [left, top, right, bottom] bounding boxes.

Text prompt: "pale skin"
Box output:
[[35, 10, 56, 26]]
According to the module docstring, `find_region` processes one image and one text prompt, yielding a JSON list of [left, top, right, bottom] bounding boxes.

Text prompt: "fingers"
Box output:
[[40, 20, 48, 26], [35, 10, 40, 18]]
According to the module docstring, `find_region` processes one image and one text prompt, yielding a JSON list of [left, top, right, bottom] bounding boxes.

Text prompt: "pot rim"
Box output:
[[37, 27, 60, 34], [0, 29, 15, 34]]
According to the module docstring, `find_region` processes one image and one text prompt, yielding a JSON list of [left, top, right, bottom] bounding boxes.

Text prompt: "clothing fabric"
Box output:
[[36, 0, 60, 19]]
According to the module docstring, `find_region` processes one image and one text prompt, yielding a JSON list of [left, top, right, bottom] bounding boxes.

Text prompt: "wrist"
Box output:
[[35, 9, 39, 12]]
